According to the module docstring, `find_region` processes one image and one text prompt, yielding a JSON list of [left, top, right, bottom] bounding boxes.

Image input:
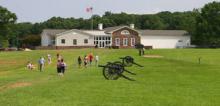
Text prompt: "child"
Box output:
[[95, 55, 99, 66], [88, 53, 94, 66], [57, 60, 62, 76], [78, 56, 82, 68], [47, 54, 52, 64], [60, 59, 67, 75], [57, 53, 62, 61], [84, 55, 88, 68], [27, 61, 35, 70]]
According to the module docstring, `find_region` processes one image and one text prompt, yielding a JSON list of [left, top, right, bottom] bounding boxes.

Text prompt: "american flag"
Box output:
[[86, 7, 93, 13]]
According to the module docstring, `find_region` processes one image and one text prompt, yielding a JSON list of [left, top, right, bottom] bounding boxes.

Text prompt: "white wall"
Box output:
[[41, 33, 50, 46], [56, 32, 94, 46], [141, 35, 191, 49]]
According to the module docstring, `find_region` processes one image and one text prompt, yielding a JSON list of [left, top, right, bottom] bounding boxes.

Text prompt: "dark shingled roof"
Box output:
[[139, 30, 188, 36], [104, 26, 128, 33]]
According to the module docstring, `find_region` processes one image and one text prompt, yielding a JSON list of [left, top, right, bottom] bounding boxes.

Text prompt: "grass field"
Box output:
[[0, 49, 220, 106]]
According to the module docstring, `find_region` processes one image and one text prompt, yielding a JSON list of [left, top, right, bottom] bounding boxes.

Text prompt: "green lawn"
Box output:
[[0, 49, 220, 106]]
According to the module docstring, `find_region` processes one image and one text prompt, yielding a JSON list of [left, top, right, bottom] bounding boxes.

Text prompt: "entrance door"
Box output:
[[99, 41, 105, 48]]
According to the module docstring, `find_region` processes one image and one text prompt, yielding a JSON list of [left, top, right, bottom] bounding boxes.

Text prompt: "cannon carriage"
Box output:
[[98, 56, 143, 81]]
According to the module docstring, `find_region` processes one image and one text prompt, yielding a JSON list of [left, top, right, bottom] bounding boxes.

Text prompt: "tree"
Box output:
[[141, 15, 165, 29], [0, 6, 17, 48], [193, 1, 220, 47]]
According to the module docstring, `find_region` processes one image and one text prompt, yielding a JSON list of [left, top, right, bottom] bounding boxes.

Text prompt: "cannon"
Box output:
[[135, 43, 145, 56], [135, 43, 144, 49], [98, 56, 143, 81], [98, 61, 136, 81], [119, 56, 143, 67]]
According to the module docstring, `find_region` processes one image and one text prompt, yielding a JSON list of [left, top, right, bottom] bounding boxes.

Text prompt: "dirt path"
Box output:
[[143, 55, 164, 58], [0, 82, 32, 92]]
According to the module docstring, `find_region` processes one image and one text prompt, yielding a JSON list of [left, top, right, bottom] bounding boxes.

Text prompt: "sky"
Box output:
[[0, 0, 219, 23]]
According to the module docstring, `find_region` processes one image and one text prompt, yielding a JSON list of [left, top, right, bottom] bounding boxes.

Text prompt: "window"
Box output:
[[73, 39, 77, 45], [115, 38, 120, 46], [178, 40, 183, 42], [123, 38, 128, 46], [84, 39, 88, 44], [121, 30, 130, 35], [131, 38, 135, 46], [61, 39, 65, 44]]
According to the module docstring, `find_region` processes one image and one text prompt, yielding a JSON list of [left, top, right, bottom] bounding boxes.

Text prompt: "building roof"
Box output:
[[42, 29, 68, 36], [42, 28, 189, 37], [138, 30, 188, 36], [56, 29, 93, 37], [82, 30, 110, 36], [104, 26, 127, 33]]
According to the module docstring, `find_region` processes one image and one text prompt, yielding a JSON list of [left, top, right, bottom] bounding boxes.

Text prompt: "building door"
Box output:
[[94, 36, 111, 48], [102, 41, 105, 47]]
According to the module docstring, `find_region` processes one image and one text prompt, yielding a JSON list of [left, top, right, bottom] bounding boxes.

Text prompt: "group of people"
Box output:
[[77, 53, 99, 68], [56, 53, 67, 76], [26, 52, 99, 76], [26, 54, 52, 71]]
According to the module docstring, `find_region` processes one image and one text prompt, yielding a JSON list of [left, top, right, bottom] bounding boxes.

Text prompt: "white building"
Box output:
[[41, 24, 191, 49], [139, 30, 190, 49]]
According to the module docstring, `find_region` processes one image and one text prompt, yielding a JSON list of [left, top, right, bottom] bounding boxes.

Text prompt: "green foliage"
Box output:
[[37, 11, 198, 31], [1, 39, 9, 48], [21, 35, 41, 47], [0, 6, 17, 48], [193, 1, 220, 46], [0, 6, 17, 39]]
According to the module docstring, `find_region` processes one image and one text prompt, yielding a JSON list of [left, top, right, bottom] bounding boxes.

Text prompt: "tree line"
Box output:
[[0, 1, 220, 48]]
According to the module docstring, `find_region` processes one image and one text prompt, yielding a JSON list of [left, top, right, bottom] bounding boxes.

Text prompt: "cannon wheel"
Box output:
[[102, 63, 120, 80], [123, 56, 134, 67]]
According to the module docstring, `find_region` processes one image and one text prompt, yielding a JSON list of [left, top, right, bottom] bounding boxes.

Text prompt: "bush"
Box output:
[[1, 40, 9, 48]]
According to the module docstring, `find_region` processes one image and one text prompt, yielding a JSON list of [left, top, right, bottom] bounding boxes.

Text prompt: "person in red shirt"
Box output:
[[88, 53, 93, 66]]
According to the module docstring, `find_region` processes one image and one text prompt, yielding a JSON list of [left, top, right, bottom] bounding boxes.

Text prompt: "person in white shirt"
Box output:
[[95, 55, 99, 66], [47, 54, 52, 64], [38, 57, 45, 72], [27, 61, 35, 70]]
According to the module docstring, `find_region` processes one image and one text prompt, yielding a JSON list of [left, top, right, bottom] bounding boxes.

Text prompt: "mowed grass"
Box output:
[[0, 49, 220, 106]]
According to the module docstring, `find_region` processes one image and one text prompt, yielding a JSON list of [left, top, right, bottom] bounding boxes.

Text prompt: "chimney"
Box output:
[[130, 24, 135, 29], [98, 23, 103, 30]]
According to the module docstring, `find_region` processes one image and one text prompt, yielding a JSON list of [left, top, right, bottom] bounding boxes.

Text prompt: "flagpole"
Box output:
[[91, 8, 93, 30]]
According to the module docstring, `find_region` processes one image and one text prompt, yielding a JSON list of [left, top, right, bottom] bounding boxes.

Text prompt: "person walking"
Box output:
[[95, 55, 99, 66], [57, 60, 62, 76], [78, 56, 82, 68], [83, 55, 88, 68], [142, 48, 145, 55], [38, 57, 45, 72], [60, 59, 67, 75], [57, 53, 62, 61], [47, 54, 52, 64], [88, 53, 93, 66]]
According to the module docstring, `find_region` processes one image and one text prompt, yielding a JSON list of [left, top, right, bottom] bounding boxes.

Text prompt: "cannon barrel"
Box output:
[[132, 62, 144, 67], [98, 65, 106, 67]]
